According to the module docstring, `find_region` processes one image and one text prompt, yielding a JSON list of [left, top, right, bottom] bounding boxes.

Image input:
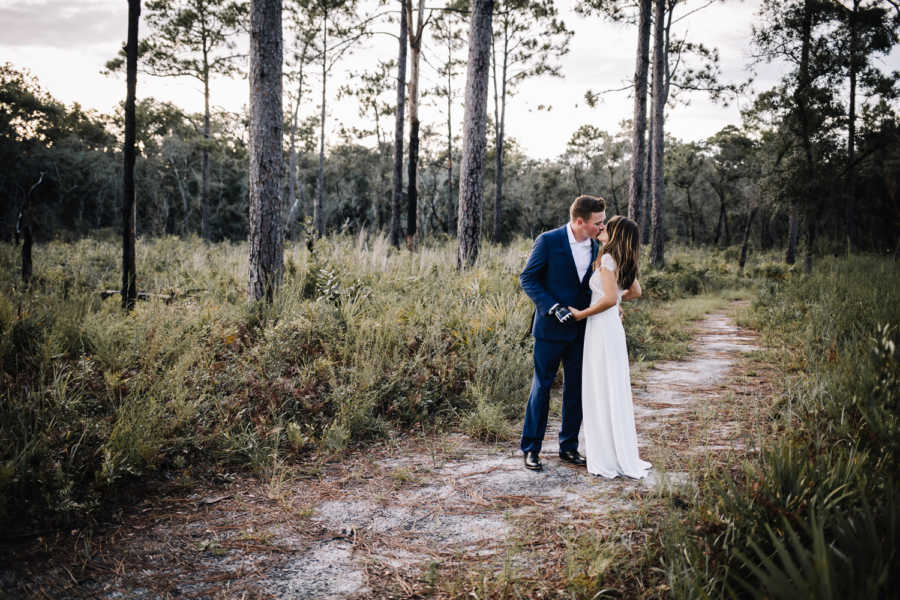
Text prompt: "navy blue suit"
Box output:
[[520, 225, 598, 454]]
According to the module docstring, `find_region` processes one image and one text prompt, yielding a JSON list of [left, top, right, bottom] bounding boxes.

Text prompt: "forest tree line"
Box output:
[[2, 0, 899, 265]]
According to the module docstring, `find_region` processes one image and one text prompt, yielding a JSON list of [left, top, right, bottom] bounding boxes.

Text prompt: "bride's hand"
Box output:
[[568, 307, 586, 321]]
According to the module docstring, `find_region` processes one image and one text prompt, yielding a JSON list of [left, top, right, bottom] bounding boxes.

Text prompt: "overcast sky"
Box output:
[[2, 0, 898, 159]]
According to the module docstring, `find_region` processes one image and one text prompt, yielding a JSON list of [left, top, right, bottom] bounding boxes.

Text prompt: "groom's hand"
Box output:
[[549, 303, 573, 324]]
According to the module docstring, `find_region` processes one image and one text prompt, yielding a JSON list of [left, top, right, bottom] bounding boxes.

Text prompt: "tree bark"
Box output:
[[629, 0, 651, 224], [122, 0, 140, 310], [846, 0, 859, 250], [795, 0, 816, 269], [248, 0, 284, 303], [405, 0, 425, 248], [786, 205, 799, 264], [202, 74, 210, 240], [685, 186, 695, 245], [391, 1, 408, 248], [457, 0, 493, 269], [491, 18, 509, 243], [315, 7, 327, 237], [649, 0, 665, 267], [286, 45, 307, 240], [739, 206, 758, 271]]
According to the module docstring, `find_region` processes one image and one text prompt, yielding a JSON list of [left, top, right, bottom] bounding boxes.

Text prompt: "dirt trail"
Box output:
[[2, 304, 763, 599]]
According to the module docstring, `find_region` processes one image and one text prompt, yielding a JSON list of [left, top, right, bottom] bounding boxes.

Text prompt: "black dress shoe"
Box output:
[[559, 449, 586, 466], [524, 451, 543, 471]]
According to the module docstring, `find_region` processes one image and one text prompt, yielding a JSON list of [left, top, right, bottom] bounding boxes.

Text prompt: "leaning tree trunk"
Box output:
[[406, 0, 425, 248], [122, 0, 140, 310], [457, 0, 493, 269], [629, 0, 651, 224], [248, 0, 283, 303], [648, 0, 665, 267], [391, 1, 408, 248]]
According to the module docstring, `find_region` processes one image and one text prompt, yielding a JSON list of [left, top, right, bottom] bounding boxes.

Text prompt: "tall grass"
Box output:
[[0, 235, 764, 535], [660, 254, 900, 599], [0, 234, 540, 532]]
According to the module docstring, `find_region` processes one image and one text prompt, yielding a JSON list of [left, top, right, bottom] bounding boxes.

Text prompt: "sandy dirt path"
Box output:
[[2, 304, 765, 599]]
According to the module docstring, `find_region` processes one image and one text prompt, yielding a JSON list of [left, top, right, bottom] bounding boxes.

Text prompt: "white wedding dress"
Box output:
[[582, 253, 651, 479]]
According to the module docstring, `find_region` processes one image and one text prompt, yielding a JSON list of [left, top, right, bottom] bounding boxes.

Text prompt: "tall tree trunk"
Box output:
[[122, 0, 140, 310], [642, 117, 652, 241], [202, 75, 210, 240], [714, 189, 725, 246], [287, 60, 305, 240], [846, 0, 859, 251], [248, 0, 283, 302], [315, 8, 327, 237], [391, 1, 408, 248], [446, 58, 454, 235], [739, 206, 758, 271], [405, 0, 425, 248], [457, 0, 493, 269], [629, 0, 651, 224], [685, 186, 695, 245], [491, 18, 508, 242], [795, 0, 816, 270], [649, 0, 665, 267], [786, 205, 799, 264]]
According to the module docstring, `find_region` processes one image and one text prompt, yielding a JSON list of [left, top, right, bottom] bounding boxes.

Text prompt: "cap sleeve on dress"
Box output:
[[600, 253, 616, 272]]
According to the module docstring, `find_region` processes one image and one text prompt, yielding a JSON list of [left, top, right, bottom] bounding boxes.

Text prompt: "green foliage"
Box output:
[[0, 234, 535, 532], [661, 254, 900, 599]]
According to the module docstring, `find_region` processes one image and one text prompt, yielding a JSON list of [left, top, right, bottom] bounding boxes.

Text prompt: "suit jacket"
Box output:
[[520, 225, 599, 341]]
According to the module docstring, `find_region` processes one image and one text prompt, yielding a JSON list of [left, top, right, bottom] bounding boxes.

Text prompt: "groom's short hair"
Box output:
[[570, 195, 606, 221]]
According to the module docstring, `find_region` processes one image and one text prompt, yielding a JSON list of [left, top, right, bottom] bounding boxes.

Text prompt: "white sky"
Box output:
[[1, 0, 898, 159]]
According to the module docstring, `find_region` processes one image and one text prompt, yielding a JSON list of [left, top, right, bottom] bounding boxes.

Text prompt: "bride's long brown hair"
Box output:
[[594, 216, 640, 289]]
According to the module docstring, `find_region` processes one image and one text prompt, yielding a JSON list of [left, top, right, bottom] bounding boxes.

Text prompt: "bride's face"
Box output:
[[598, 224, 610, 244]]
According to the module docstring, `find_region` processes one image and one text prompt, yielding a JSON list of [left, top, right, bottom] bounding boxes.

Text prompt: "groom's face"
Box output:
[[581, 211, 606, 240]]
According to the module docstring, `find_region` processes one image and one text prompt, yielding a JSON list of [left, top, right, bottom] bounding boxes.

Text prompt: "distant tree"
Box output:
[[106, 0, 248, 240], [667, 140, 705, 244], [429, 9, 467, 235], [630, 0, 651, 227], [564, 124, 605, 194], [391, 1, 408, 247], [284, 1, 318, 238], [122, 0, 141, 310], [753, 0, 843, 269], [248, 0, 283, 302], [832, 0, 899, 249], [490, 0, 572, 241], [403, 0, 435, 247], [457, 0, 493, 268], [339, 61, 396, 229], [706, 125, 755, 248], [649, 0, 665, 266]]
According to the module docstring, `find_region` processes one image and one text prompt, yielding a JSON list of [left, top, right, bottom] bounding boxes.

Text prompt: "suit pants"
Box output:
[[520, 334, 584, 454]]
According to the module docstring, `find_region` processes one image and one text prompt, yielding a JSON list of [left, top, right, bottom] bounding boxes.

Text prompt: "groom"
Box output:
[[519, 195, 606, 471]]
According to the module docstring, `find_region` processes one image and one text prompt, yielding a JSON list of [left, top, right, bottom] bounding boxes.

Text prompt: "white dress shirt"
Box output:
[[566, 223, 592, 282]]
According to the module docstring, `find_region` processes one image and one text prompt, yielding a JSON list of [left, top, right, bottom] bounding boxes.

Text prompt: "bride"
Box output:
[[569, 216, 651, 479]]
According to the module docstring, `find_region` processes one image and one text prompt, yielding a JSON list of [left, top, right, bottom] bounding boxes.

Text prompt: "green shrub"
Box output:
[[661, 254, 900, 599]]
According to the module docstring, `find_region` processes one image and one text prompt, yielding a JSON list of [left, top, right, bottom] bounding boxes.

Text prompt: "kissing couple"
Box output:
[[520, 194, 651, 479]]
